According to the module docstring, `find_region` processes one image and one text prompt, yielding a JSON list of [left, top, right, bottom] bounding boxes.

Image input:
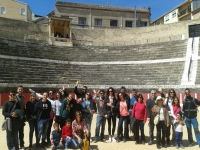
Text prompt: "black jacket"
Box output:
[[26, 100, 38, 120], [183, 96, 200, 118], [34, 99, 52, 122], [104, 96, 118, 117], [146, 98, 156, 121]]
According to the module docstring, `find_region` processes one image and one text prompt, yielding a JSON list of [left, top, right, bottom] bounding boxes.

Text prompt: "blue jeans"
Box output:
[[52, 142, 63, 150], [117, 116, 128, 139], [74, 138, 84, 148], [95, 115, 106, 140], [6, 129, 19, 150], [185, 117, 200, 145], [148, 120, 155, 142], [64, 136, 78, 148], [175, 132, 183, 147], [37, 119, 49, 143], [28, 119, 38, 145], [135, 120, 145, 142]]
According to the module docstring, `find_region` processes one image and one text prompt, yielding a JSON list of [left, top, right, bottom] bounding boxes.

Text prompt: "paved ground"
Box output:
[[1, 108, 200, 150]]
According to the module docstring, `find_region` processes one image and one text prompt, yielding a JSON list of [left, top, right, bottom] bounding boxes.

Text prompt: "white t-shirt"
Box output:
[[159, 108, 164, 121]]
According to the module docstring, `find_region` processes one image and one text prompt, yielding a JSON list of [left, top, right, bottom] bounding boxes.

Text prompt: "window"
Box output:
[[165, 15, 169, 21], [140, 21, 147, 27], [0, 7, 6, 14], [125, 21, 132, 27], [110, 20, 118, 27], [95, 18, 102, 26], [78, 17, 86, 25], [20, 8, 26, 15], [172, 11, 176, 18]]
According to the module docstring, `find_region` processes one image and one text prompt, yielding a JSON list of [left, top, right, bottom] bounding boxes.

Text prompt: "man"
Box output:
[[146, 90, 157, 145], [74, 80, 88, 99], [130, 89, 138, 140], [29, 88, 55, 145], [34, 92, 52, 148], [183, 88, 200, 147], [93, 89, 106, 143], [16, 86, 25, 150]]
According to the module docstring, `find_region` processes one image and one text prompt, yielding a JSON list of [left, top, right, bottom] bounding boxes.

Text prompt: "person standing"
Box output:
[[104, 87, 117, 142], [152, 96, 170, 149], [146, 90, 157, 145], [132, 94, 146, 145], [2, 91, 23, 150], [115, 92, 130, 143], [26, 92, 38, 148], [183, 88, 200, 147], [34, 92, 52, 148], [16, 86, 26, 150], [93, 89, 106, 143], [74, 80, 88, 99]]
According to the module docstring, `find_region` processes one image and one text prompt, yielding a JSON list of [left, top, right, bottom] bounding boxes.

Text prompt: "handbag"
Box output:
[[82, 134, 89, 150], [154, 114, 160, 125], [2, 101, 17, 131]]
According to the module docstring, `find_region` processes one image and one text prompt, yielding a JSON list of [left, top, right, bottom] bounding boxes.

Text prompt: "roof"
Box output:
[[151, 0, 191, 23], [56, 1, 150, 12], [15, 0, 27, 6]]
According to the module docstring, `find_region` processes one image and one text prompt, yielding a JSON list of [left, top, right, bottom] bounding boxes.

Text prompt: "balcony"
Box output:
[[178, 8, 191, 18]]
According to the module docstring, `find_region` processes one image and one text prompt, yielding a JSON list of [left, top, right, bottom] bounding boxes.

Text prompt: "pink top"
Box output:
[[132, 102, 147, 122], [171, 105, 181, 120], [120, 101, 129, 116]]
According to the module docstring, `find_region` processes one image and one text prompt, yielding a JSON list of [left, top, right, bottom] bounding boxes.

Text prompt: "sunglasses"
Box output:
[[83, 89, 87, 90], [151, 93, 156, 94], [138, 97, 142, 98], [49, 92, 53, 95], [9, 94, 15, 96], [86, 93, 90, 96]]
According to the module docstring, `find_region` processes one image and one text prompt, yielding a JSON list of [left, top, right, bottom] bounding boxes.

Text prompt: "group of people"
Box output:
[[2, 82, 200, 150]]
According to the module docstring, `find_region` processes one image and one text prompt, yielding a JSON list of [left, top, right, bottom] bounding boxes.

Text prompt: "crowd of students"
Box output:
[[2, 82, 200, 150]]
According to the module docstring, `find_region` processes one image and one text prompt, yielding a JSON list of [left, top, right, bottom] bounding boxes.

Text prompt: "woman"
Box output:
[[115, 92, 130, 143], [132, 94, 146, 145], [60, 94, 73, 129], [152, 96, 170, 149], [171, 97, 181, 123], [54, 92, 63, 127], [26, 91, 38, 148], [72, 111, 90, 148], [2, 91, 22, 150], [81, 92, 95, 131], [104, 87, 117, 142], [164, 88, 177, 146]]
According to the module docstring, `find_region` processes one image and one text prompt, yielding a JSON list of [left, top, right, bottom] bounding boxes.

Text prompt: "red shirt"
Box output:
[[62, 125, 73, 139], [132, 102, 147, 122]]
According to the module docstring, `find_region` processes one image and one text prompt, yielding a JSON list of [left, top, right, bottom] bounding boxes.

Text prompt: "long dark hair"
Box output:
[[106, 87, 115, 97], [172, 96, 180, 108], [168, 89, 177, 98], [75, 111, 83, 122], [137, 94, 144, 102]]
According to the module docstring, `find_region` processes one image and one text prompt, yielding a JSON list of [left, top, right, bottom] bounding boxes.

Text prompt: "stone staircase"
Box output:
[[0, 37, 188, 91]]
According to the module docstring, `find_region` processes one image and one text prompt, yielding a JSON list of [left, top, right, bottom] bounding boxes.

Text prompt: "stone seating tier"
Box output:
[[0, 38, 187, 62], [0, 58, 184, 86]]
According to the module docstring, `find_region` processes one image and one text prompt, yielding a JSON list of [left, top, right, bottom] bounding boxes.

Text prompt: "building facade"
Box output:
[[50, 1, 151, 29], [0, 0, 32, 22], [151, 0, 193, 26]]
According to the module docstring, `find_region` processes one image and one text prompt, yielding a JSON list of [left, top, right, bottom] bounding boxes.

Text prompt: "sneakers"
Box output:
[[108, 137, 112, 143], [188, 142, 194, 147], [180, 146, 184, 149], [148, 141, 153, 145], [112, 137, 117, 142], [123, 138, 126, 143], [142, 141, 145, 145]]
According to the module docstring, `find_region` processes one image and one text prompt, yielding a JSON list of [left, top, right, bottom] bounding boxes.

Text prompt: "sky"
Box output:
[[20, 0, 186, 22]]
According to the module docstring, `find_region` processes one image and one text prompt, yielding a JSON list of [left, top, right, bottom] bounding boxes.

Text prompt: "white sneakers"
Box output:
[[108, 136, 116, 143]]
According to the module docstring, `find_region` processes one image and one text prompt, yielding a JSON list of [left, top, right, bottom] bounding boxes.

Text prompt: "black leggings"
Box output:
[[107, 115, 116, 135]]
